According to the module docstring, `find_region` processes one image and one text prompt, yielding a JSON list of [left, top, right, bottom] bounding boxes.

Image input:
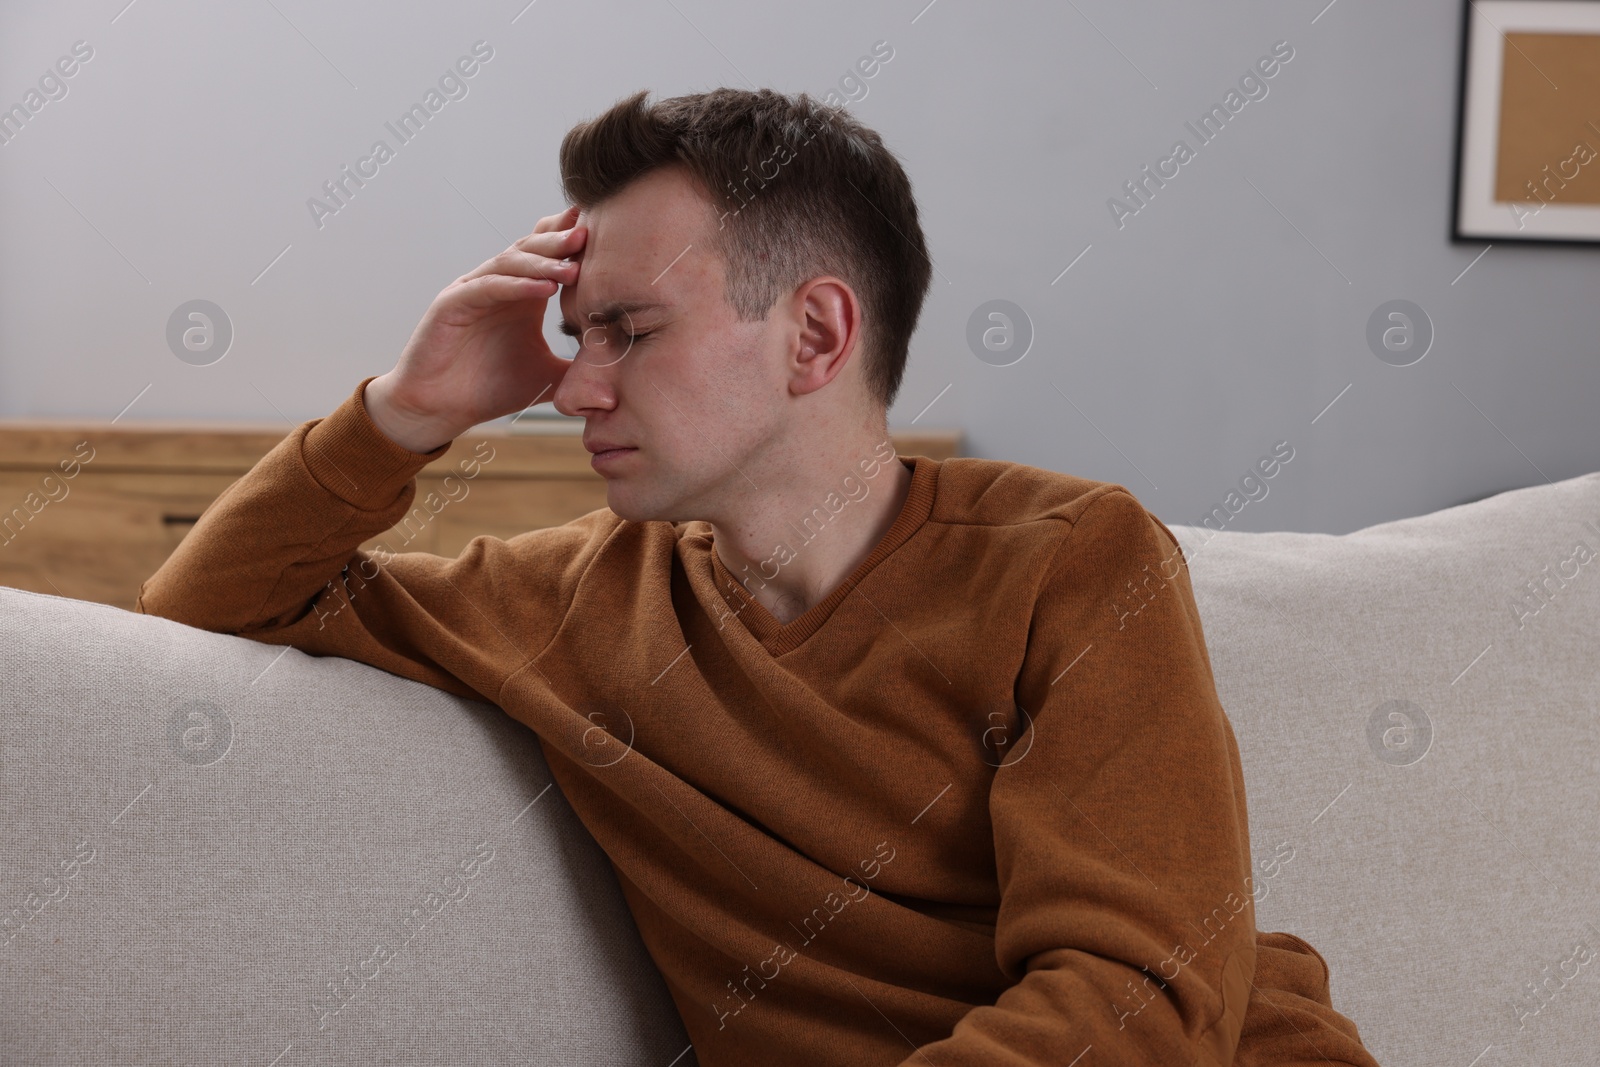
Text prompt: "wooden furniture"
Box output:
[[0, 418, 964, 612]]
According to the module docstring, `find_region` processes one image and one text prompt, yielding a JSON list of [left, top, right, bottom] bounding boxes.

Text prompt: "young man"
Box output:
[[137, 88, 1381, 1066]]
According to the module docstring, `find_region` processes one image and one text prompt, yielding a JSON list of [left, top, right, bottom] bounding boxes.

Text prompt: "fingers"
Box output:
[[458, 246, 579, 287], [516, 206, 587, 261], [447, 206, 587, 303], [533, 204, 580, 234], [450, 272, 559, 311], [512, 224, 586, 262]]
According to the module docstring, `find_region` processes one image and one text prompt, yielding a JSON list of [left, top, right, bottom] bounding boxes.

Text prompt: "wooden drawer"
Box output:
[[0, 470, 237, 610], [0, 421, 964, 612]]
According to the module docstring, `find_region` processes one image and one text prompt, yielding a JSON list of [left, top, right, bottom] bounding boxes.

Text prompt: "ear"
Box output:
[[787, 276, 862, 398]]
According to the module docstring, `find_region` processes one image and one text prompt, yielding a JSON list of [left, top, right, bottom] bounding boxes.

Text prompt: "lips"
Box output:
[[586, 443, 637, 469]]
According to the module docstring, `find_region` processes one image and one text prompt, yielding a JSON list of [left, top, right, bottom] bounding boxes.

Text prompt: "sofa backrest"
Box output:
[[1165, 469, 1600, 1066], [0, 584, 698, 1065]]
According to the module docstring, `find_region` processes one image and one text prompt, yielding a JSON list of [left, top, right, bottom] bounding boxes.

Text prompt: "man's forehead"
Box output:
[[557, 250, 682, 331], [559, 210, 710, 329], [576, 187, 700, 261], [557, 165, 727, 327]]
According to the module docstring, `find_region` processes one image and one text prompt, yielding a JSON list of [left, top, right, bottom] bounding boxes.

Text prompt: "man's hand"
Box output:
[[365, 205, 588, 453]]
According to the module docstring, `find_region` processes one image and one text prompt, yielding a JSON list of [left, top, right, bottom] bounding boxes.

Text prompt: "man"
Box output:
[[137, 87, 1381, 1066]]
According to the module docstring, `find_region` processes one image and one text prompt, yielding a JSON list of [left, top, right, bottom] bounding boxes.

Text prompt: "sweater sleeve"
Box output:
[[897, 488, 1258, 1066], [134, 375, 614, 706], [1234, 931, 1382, 1067]]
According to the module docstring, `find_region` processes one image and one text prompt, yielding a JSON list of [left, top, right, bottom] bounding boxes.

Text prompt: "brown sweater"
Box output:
[[136, 376, 1381, 1067]]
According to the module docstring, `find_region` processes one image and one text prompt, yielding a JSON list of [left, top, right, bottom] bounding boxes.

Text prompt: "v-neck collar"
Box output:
[[705, 455, 939, 656]]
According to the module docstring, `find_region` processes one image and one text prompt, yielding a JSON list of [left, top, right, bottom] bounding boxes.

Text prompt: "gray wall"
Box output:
[[1, 0, 1594, 534]]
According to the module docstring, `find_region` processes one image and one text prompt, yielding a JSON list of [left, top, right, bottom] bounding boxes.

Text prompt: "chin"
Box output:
[[605, 479, 701, 524], [604, 486, 662, 523]]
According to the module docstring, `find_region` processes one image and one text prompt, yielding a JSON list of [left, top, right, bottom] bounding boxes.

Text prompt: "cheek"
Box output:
[[669, 335, 755, 411], [645, 325, 774, 445], [721, 327, 785, 399], [713, 345, 783, 431]]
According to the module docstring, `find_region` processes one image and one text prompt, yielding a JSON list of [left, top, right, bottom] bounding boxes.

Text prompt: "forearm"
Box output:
[[136, 375, 449, 636], [363, 372, 469, 454], [892, 941, 1256, 1067], [1233, 932, 1382, 1067]]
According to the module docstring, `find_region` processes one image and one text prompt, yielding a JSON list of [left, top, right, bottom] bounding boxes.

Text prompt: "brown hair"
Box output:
[[558, 88, 931, 412]]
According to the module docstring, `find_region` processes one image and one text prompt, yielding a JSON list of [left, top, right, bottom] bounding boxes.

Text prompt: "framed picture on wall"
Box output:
[[1451, 0, 1600, 245]]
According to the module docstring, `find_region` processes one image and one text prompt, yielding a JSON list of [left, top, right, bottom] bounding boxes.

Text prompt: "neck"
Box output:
[[710, 434, 912, 625]]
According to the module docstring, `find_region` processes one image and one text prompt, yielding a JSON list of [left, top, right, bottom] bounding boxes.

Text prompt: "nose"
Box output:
[[550, 338, 621, 418]]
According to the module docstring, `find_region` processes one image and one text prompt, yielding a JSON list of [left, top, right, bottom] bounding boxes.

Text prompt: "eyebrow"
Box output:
[[557, 300, 673, 338]]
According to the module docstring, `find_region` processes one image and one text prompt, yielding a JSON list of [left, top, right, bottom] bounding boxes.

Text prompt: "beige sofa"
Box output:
[[4, 468, 1597, 1065]]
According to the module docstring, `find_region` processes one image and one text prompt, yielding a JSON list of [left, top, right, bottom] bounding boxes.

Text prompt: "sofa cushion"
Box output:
[[0, 586, 696, 1066], [1165, 470, 1600, 1067]]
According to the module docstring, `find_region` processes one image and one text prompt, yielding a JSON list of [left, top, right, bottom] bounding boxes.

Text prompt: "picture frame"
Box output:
[[1451, 0, 1600, 245]]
